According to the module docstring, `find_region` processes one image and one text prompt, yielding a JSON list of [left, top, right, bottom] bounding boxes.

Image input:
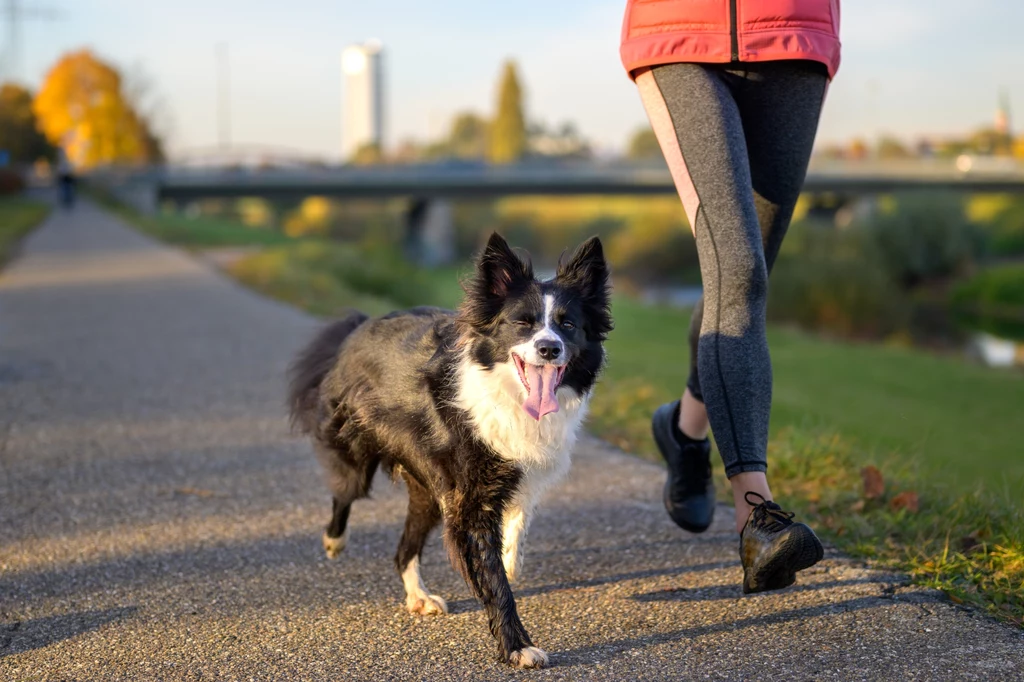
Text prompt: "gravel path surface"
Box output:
[[2, 201, 1022, 681]]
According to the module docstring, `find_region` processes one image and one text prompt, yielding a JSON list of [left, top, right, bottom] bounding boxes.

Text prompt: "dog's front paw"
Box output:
[[509, 646, 548, 669], [322, 529, 348, 559], [406, 593, 448, 616]]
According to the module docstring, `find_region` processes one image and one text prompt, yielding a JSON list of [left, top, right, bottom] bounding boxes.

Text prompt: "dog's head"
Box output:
[[458, 233, 612, 420]]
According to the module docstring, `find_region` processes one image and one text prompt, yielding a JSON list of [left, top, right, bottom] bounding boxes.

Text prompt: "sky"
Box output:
[[10, 0, 1024, 161]]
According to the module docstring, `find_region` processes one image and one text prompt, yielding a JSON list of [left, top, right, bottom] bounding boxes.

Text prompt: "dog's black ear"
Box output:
[[458, 233, 534, 330], [557, 236, 612, 340], [477, 232, 534, 298]]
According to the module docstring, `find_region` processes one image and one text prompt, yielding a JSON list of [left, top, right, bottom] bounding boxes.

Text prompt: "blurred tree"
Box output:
[[122, 63, 171, 164], [0, 83, 55, 163], [350, 142, 383, 165], [529, 120, 591, 159], [489, 60, 526, 164], [847, 138, 869, 160], [969, 128, 1013, 156], [391, 139, 424, 164], [627, 127, 661, 160], [33, 50, 161, 168], [237, 198, 274, 227], [449, 112, 490, 160], [877, 136, 910, 159], [284, 196, 334, 237]]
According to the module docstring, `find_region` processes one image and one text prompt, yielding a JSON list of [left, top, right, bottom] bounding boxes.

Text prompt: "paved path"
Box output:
[[2, 202, 1022, 681]]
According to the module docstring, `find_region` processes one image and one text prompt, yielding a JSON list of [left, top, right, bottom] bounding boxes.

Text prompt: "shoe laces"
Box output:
[[744, 492, 795, 534]]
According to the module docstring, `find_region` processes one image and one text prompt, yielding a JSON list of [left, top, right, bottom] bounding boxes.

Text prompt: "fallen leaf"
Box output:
[[174, 487, 221, 498], [890, 490, 919, 513], [850, 499, 866, 513], [960, 535, 981, 553], [861, 465, 885, 500]]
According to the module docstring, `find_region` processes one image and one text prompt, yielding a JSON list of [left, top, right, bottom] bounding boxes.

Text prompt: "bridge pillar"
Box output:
[[405, 198, 455, 267]]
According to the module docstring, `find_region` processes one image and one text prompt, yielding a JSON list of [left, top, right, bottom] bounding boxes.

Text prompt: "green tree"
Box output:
[[969, 128, 1013, 157], [877, 136, 910, 159], [0, 83, 55, 163], [488, 60, 526, 164], [627, 127, 661, 160], [449, 112, 489, 160], [350, 142, 383, 165]]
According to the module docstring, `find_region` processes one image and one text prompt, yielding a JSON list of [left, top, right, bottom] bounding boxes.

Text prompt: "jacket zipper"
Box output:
[[729, 0, 739, 61]]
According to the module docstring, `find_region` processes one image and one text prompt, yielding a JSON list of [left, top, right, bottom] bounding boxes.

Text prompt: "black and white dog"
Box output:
[[288, 233, 611, 667]]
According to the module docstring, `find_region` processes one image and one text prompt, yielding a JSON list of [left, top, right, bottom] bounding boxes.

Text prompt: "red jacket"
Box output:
[[620, 0, 841, 80]]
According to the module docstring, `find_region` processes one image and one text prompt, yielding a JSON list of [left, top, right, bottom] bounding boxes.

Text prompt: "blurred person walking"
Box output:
[[620, 0, 841, 593], [56, 148, 76, 209]]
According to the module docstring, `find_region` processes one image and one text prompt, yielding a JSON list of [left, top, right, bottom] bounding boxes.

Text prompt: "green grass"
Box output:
[[89, 188, 297, 250], [0, 196, 49, 266], [112, 201, 1024, 627], [594, 298, 1024, 496], [228, 241, 466, 317]]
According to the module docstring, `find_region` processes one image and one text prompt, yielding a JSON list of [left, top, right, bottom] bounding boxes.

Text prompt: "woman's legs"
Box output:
[[637, 61, 826, 532]]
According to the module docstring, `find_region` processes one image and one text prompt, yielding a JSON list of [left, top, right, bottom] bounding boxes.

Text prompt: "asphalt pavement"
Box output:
[[2, 200, 1022, 681]]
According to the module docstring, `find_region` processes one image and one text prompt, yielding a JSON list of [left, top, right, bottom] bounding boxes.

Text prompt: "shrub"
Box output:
[[986, 201, 1024, 258], [768, 224, 908, 338], [950, 264, 1024, 340], [605, 214, 699, 286], [0, 168, 25, 195], [863, 193, 985, 288]]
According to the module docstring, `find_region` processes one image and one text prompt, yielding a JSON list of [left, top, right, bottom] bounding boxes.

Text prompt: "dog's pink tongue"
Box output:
[[523, 364, 560, 421]]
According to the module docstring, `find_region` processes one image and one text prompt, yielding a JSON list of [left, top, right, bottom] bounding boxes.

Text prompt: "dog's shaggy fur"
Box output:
[[288, 233, 611, 667]]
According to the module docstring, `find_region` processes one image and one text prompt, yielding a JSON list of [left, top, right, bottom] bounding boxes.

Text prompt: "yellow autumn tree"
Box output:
[[33, 49, 149, 169]]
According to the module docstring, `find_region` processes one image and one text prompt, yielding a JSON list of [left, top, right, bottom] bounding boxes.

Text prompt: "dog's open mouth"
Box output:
[[512, 353, 566, 421]]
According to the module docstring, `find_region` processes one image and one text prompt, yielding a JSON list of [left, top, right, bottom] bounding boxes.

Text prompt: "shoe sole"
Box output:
[[652, 405, 713, 534], [743, 523, 824, 594]]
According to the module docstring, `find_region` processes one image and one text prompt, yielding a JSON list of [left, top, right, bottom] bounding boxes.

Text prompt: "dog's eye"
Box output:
[[560, 320, 576, 331], [512, 319, 533, 327]]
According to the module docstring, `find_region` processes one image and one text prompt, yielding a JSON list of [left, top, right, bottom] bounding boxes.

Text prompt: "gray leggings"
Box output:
[[638, 61, 828, 477]]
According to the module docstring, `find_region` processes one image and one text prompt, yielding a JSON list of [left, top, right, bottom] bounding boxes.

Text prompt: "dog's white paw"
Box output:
[[322, 529, 347, 559], [405, 593, 448, 616], [509, 646, 549, 669]]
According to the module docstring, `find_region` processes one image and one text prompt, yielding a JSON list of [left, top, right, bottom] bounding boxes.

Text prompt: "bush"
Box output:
[[863, 193, 985, 288], [0, 168, 25, 195], [950, 264, 1024, 340], [605, 214, 699, 286], [768, 224, 908, 338], [986, 202, 1024, 258]]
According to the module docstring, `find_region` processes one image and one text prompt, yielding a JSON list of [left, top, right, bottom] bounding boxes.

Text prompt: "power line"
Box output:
[[2, 0, 61, 83], [216, 43, 230, 151]]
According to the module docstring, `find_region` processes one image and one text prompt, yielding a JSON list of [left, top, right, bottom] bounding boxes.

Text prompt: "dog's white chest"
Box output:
[[455, 357, 587, 471], [456, 356, 589, 581]]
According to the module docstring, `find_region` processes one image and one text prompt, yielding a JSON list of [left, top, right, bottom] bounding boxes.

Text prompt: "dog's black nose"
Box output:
[[535, 340, 562, 360]]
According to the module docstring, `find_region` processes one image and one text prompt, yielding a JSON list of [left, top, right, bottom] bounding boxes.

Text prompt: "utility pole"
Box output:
[[216, 42, 231, 151], [1, 0, 60, 83]]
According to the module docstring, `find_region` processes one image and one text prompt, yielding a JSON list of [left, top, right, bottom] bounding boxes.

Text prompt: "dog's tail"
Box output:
[[288, 311, 369, 434]]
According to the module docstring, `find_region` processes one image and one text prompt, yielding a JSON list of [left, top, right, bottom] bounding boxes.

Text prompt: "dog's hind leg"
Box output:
[[323, 496, 351, 559], [395, 471, 446, 615], [317, 442, 379, 560]]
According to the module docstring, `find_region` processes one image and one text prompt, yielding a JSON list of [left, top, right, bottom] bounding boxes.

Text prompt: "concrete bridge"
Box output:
[[150, 157, 1024, 201], [93, 157, 1024, 265]]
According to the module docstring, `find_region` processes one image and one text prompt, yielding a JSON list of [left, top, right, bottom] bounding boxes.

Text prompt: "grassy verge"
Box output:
[[111, 204, 1023, 628], [89, 188, 297, 250], [0, 196, 50, 266]]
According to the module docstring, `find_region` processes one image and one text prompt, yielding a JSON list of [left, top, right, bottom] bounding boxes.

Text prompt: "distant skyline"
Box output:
[[11, 0, 1024, 160]]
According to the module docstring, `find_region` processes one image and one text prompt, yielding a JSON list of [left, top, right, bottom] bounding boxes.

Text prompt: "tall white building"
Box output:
[[341, 41, 384, 161]]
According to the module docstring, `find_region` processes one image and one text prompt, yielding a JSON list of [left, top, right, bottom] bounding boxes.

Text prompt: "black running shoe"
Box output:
[[651, 400, 715, 533], [740, 492, 824, 594]]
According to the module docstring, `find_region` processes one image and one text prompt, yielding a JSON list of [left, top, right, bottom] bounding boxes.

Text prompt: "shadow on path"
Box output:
[[1, 607, 139, 658]]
